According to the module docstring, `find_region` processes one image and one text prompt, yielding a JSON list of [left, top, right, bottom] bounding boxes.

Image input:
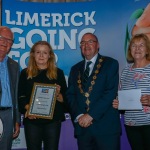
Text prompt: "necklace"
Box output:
[[77, 57, 103, 111]]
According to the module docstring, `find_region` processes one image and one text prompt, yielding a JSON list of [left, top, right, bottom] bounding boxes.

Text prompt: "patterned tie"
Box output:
[[83, 61, 92, 86]]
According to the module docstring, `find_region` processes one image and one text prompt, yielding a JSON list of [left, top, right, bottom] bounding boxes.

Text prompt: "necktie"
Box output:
[[83, 61, 92, 86]]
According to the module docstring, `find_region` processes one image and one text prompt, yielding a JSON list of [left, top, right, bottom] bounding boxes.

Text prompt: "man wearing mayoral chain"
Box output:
[[67, 33, 121, 150]]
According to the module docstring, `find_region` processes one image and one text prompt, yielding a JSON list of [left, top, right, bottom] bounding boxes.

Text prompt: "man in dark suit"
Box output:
[[67, 33, 121, 150], [0, 26, 21, 149]]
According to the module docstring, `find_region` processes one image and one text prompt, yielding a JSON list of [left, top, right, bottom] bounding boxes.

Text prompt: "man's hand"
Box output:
[[13, 123, 20, 139], [78, 114, 93, 128]]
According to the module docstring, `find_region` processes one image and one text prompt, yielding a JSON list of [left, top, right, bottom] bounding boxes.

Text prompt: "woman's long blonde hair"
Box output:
[[27, 41, 57, 79]]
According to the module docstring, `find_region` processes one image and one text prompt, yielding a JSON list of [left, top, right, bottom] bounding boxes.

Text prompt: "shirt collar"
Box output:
[[85, 53, 98, 64]]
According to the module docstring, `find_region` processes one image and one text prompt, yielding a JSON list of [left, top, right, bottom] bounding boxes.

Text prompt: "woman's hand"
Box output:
[[55, 84, 63, 102], [57, 93, 63, 103], [141, 95, 150, 106], [112, 99, 119, 109], [55, 84, 61, 95], [24, 104, 36, 119]]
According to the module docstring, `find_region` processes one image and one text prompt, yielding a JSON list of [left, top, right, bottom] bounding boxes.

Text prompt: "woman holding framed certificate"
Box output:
[[113, 33, 150, 150], [18, 41, 68, 150]]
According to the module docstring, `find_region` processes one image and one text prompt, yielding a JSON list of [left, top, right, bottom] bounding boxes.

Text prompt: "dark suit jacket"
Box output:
[[67, 54, 121, 137], [7, 57, 21, 126]]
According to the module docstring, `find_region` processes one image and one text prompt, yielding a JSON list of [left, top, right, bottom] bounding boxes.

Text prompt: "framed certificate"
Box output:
[[27, 83, 57, 119]]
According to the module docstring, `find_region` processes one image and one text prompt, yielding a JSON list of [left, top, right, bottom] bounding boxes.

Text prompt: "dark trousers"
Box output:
[[0, 108, 13, 150], [125, 125, 150, 150], [77, 130, 120, 150], [24, 121, 61, 150]]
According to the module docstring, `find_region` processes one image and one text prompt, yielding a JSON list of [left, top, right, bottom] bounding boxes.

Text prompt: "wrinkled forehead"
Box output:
[[0, 28, 13, 39]]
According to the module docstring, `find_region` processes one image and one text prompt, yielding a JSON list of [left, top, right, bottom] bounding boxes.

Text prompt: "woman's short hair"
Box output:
[[127, 33, 150, 63]]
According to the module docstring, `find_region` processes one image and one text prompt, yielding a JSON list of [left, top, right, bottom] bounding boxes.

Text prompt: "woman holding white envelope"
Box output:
[[113, 33, 150, 150]]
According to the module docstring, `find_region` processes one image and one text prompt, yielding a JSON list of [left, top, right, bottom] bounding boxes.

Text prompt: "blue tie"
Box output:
[[83, 61, 92, 86]]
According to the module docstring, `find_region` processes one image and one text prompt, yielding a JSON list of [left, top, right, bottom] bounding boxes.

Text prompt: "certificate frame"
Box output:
[[27, 82, 57, 119]]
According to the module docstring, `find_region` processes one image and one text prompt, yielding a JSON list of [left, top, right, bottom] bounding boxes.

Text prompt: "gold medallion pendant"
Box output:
[[86, 98, 90, 105], [85, 92, 89, 98]]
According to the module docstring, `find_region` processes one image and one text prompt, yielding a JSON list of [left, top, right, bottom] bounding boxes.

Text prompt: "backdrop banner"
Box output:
[[2, 0, 150, 149]]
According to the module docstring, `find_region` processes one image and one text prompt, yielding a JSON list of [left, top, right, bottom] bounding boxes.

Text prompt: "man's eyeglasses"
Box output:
[[0, 35, 14, 44], [80, 40, 97, 46]]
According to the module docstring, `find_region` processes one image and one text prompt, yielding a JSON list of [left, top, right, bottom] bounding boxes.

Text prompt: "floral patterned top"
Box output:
[[120, 63, 150, 126]]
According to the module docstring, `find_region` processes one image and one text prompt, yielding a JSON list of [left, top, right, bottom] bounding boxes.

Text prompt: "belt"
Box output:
[[0, 107, 11, 110]]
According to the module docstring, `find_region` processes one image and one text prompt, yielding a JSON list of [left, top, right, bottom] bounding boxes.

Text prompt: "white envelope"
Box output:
[[118, 89, 142, 110]]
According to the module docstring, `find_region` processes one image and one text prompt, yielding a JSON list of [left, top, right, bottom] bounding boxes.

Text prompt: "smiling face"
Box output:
[[130, 38, 148, 62], [80, 33, 99, 60], [0, 27, 13, 61], [33, 44, 50, 69]]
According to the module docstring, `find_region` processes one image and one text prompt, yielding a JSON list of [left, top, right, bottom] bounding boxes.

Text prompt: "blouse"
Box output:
[[121, 64, 150, 126]]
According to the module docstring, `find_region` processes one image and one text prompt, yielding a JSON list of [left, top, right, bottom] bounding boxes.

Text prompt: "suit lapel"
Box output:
[[90, 54, 103, 77], [79, 61, 85, 78], [80, 55, 104, 88]]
